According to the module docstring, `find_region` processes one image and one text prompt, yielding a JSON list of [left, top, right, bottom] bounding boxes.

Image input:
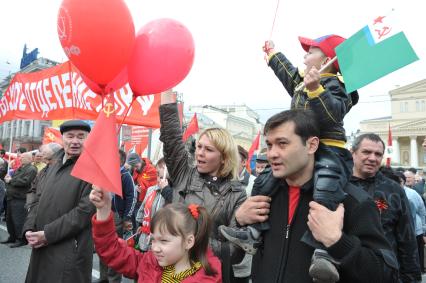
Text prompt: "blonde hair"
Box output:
[[198, 128, 239, 180]]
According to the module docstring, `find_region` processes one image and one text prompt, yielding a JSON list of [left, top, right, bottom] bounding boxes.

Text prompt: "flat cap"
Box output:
[[127, 153, 142, 166], [256, 154, 268, 163], [59, 120, 91, 134]]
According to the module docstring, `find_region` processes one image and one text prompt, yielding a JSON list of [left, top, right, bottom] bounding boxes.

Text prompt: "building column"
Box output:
[[29, 120, 34, 137], [392, 137, 400, 164], [34, 121, 40, 138], [13, 120, 19, 138], [410, 136, 419, 168], [1, 121, 7, 139]]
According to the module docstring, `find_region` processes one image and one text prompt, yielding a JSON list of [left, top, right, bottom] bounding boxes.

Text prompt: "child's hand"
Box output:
[[160, 89, 176, 105], [262, 40, 275, 54], [90, 185, 112, 221], [304, 66, 321, 92], [158, 178, 169, 189]]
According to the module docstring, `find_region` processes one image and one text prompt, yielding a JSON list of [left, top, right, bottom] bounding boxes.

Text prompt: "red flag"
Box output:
[[386, 124, 393, 167], [71, 95, 122, 196], [246, 131, 261, 172], [43, 127, 63, 145], [182, 113, 199, 142]]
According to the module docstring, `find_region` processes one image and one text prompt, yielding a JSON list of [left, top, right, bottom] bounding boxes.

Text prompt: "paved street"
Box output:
[[1, 220, 426, 282], [0, 221, 133, 283]]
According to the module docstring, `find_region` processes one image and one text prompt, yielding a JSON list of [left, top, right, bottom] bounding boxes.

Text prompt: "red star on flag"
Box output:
[[373, 15, 385, 25]]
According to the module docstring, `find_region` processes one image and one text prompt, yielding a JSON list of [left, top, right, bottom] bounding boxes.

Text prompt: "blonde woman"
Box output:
[[159, 91, 248, 283]]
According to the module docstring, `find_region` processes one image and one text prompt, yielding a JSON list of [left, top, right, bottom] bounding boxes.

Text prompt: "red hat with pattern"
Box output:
[[298, 34, 345, 70]]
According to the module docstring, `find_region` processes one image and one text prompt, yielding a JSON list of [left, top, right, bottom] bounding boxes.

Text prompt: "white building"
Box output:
[[359, 79, 426, 168], [187, 104, 263, 150]]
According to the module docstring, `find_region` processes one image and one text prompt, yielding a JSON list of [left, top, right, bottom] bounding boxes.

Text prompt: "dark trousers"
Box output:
[[5, 198, 26, 242], [99, 212, 124, 283], [417, 234, 425, 272]]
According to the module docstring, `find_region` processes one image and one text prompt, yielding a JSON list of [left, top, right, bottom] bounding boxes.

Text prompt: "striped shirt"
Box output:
[[161, 261, 202, 283]]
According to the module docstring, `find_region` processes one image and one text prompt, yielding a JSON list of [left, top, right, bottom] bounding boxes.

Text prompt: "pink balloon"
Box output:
[[57, 0, 135, 86], [128, 18, 195, 96], [80, 68, 128, 95]]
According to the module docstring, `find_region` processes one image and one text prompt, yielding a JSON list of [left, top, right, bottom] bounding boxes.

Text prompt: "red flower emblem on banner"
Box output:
[[375, 199, 389, 213]]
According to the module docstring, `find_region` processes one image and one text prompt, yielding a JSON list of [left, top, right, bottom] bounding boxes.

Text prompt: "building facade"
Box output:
[[359, 79, 426, 168], [187, 104, 263, 150]]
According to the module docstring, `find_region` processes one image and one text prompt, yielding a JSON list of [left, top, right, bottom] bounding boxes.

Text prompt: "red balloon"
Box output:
[[128, 18, 195, 96], [80, 68, 128, 95], [57, 0, 135, 86]]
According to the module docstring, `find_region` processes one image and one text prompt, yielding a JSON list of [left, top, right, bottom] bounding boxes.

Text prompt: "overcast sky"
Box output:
[[0, 0, 425, 135]]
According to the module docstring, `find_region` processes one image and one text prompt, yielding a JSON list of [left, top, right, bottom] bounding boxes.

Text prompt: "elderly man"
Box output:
[[26, 143, 63, 210], [350, 133, 421, 282], [32, 151, 46, 172], [1, 152, 37, 248], [22, 120, 95, 283], [254, 154, 268, 176]]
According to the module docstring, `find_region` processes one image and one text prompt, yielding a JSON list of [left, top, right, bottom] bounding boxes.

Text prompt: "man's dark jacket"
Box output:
[[351, 171, 421, 282], [112, 167, 137, 221], [22, 150, 95, 283], [6, 163, 37, 199], [251, 179, 398, 283]]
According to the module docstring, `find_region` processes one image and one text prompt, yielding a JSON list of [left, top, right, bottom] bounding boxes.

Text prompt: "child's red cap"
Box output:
[[298, 34, 345, 71]]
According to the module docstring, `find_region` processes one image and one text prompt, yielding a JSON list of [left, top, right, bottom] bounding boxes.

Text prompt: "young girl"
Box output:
[[90, 186, 222, 283]]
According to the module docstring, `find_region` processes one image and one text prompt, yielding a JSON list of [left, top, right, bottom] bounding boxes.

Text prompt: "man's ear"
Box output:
[[306, 136, 319, 154]]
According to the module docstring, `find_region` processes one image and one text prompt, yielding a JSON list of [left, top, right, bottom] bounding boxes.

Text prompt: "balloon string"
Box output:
[[116, 95, 136, 136], [269, 0, 281, 40]]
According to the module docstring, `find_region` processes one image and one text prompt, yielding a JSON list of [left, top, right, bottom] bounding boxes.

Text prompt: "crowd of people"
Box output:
[[1, 35, 426, 283]]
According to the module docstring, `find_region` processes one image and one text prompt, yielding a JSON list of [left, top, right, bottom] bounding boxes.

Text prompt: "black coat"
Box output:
[[22, 150, 95, 283], [252, 179, 398, 283], [351, 172, 422, 282], [6, 163, 37, 200]]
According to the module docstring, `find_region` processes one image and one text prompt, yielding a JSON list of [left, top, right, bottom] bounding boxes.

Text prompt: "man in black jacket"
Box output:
[[235, 109, 398, 283], [22, 120, 96, 283], [350, 133, 421, 282], [1, 152, 37, 247]]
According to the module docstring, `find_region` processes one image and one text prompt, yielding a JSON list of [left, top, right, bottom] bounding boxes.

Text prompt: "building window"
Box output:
[[400, 101, 409, 112], [416, 101, 420, 111], [422, 100, 426, 111]]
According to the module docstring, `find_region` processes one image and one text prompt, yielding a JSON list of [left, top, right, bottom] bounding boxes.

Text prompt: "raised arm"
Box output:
[[264, 40, 303, 97], [159, 91, 192, 186]]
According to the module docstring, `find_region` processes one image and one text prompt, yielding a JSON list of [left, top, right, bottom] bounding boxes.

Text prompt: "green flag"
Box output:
[[335, 12, 418, 93]]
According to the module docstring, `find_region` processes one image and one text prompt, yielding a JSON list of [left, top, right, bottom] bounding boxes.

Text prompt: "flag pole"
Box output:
[[7, 120, 15, 172], [147, 128, 152, 160], [295, 56, 338, 92]]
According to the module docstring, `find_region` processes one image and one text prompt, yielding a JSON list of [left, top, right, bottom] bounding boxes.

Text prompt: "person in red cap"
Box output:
[[220, 36, 360, 282]]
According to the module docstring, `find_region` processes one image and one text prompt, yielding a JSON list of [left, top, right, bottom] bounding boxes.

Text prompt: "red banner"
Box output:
[[124, 126, 150, 156], [0, 61, 160, 127]]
